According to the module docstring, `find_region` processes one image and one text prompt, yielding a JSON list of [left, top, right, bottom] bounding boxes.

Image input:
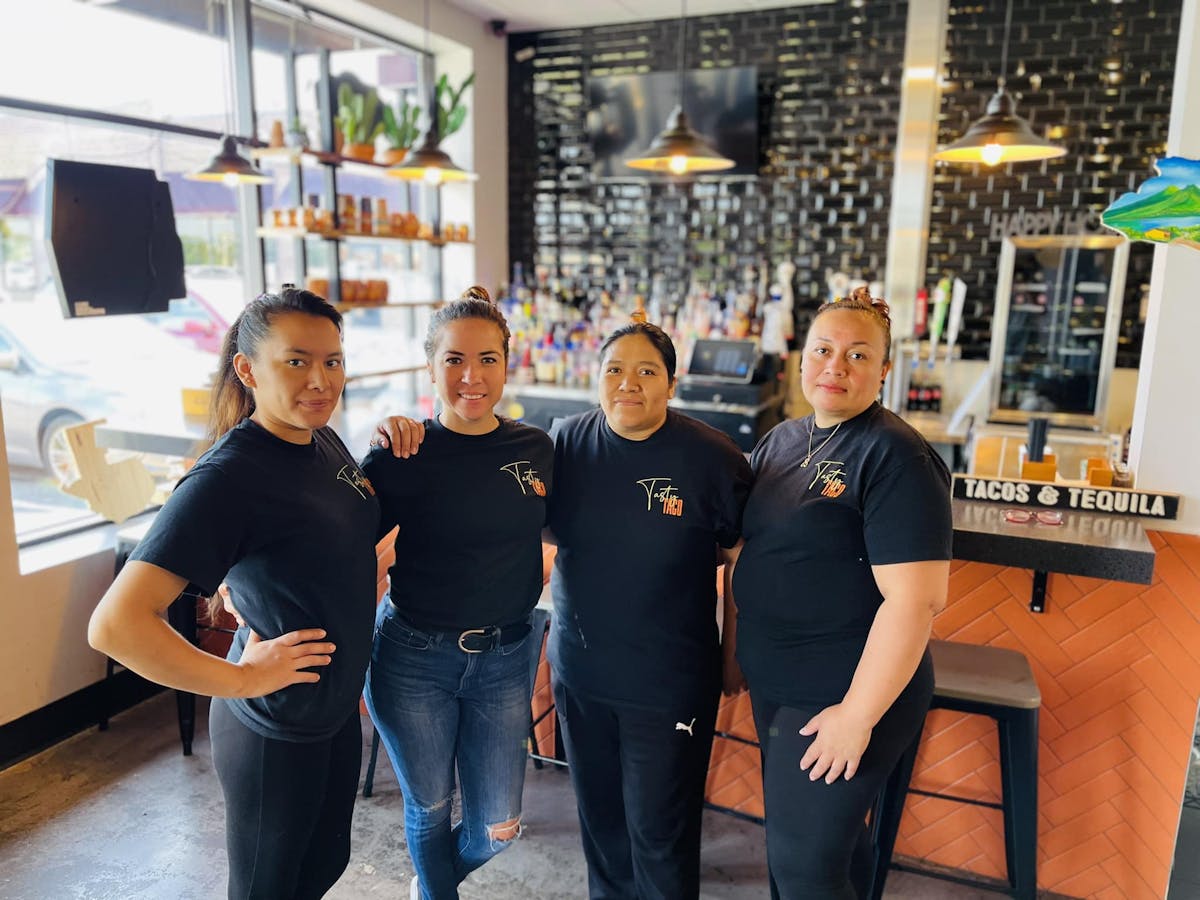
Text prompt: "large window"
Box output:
[[0, 0, 439, 546]]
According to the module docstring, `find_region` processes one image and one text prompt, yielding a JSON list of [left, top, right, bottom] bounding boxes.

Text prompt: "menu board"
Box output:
[[988, 235, 1129, 429]]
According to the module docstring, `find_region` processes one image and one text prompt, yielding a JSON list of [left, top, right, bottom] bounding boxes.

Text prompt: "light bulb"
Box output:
[[423, 166, 443, 185], [668, 155, 689, 175], [223, 171, 240, 187], [981, 143, 1004, 166]]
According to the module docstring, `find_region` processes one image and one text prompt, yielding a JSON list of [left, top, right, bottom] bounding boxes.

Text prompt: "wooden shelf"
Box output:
[[255, 226, 470, 248], [256, 226, 471, 246], [334, 301, 442, 312], [251, 146, 398, 170]]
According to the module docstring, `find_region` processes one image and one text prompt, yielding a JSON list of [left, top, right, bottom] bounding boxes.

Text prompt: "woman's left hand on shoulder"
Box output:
[[370, 416, 425, 458], [798, 703, 873, 784]]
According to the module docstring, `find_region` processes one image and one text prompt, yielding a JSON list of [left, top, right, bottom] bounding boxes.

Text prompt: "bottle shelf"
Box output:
[[256, 226, 471, 246]]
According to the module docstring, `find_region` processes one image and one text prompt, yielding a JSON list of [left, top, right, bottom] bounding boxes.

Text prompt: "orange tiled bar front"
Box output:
[[705, 530, 1200, 898]]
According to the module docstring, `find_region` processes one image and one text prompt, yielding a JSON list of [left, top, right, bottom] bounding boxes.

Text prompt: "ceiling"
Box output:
[[445, 0, 836, 34]]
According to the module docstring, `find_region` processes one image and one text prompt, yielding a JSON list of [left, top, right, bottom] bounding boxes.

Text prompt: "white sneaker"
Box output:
[[409, 875, 420, 900]]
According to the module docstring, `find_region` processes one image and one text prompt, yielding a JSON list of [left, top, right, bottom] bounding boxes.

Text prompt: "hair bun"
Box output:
[[461, 285, 491, 303]]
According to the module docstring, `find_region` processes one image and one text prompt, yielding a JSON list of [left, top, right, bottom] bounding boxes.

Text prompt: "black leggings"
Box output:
[[750, 665, 931, 900], [209, 699, 362, 900]]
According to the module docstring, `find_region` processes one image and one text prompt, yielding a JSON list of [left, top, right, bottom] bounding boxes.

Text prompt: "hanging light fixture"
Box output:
[[186, 134, 272, 186], [625, 0, 735, 175], [388, 0, 477, 183], [934, 0, 1065, 167]]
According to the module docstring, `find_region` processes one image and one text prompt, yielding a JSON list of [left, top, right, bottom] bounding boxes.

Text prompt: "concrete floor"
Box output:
[[0, 693, 1001, 899]]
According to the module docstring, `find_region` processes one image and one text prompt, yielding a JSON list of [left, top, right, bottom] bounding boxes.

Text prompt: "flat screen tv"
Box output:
[[587, 66, 759, 178], [45, 159, 186, 318]]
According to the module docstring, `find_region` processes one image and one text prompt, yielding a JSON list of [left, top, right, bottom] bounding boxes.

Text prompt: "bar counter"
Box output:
[[657, 505, 1198, 898]]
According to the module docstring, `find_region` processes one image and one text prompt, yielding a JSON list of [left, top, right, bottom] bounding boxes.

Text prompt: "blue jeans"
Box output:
[[364, 602, 533, 900]]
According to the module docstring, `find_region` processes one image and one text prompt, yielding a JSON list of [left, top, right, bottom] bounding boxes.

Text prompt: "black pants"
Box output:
[[553, 681, 720, 900], [749, 667, 931, 900], [209, 699, 363, 900]]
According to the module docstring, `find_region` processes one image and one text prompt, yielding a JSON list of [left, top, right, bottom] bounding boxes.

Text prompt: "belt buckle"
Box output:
[[457, 627, 488, 653]]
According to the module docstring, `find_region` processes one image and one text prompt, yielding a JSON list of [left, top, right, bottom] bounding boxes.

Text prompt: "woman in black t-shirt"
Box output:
[[89, 288, 384, 899], [363, 288, 553, 900], [546, 321, 752, 900], [729, 287, 952, 899]]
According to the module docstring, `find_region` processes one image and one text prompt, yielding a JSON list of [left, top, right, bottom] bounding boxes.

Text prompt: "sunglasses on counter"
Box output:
[[1002, 508, 1064, 526]]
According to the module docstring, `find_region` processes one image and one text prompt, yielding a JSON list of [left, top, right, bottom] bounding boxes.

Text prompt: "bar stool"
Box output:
[[870, 639, 1041, 900]]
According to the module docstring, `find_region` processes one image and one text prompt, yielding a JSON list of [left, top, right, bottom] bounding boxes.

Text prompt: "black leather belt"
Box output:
[[455, 622, 532, 653]]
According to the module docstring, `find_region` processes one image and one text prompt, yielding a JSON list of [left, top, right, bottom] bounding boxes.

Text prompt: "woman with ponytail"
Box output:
[[89, 287, 383, 899], [362, 286, 553, 900]]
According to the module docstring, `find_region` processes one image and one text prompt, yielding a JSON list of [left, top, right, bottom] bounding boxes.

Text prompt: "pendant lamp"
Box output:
[[186, 134, 272, 186], [625, 0, 734, 175], [934, 0, 1065, 167], [387, 0, 477, 183]]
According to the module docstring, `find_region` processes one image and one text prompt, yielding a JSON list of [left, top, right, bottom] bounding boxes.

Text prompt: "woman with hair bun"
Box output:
[[89, 287, 382, 899], [362, 286, 553, 900], [728, 286, 953, 899]]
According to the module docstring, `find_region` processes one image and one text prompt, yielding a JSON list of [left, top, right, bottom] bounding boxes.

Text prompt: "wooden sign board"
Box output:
[[952, 474, 1180, 520]]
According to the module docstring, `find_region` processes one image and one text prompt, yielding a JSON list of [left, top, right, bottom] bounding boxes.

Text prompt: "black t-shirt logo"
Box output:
[[500, 460, 547, 497], [337, 464, 375, 499], [807, 459, 847, 498], [636, 477, 684, 517]]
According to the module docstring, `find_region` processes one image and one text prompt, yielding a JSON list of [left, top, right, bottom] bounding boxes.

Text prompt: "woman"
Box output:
[[547, 321, 752, 899], [88, 288, 382, 899], [362, 287, 553, 900], [730, 287, 952, 899]]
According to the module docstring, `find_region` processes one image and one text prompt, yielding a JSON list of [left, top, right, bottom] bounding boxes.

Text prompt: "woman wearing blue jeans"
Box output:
[[363, 287, 553, 900]]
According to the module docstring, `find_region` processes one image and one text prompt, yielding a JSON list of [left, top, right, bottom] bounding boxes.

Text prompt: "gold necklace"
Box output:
[[801, 419, 841, 468]]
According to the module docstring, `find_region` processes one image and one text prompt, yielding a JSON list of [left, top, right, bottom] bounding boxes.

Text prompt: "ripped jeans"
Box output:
[[365, 603, 532, 900]]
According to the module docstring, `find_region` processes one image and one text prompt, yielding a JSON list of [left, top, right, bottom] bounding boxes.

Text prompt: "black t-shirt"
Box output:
[[130, 419, 380, 742], [362, 417, 553, 631], [547, 408, 753, 709], [733, 402, 952, 707]]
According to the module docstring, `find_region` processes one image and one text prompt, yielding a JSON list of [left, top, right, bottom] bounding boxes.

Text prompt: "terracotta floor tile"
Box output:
[[1050, 863, 1116, 899], [1058, 597, 1153, 665], [1156, 546, 1200, 609], [1119, 721, 1188, 804], [1135, 618, 1200, 691], [1130, 655, 1197, 732], [992, 599, 1075, 674], [1140, 583, 1200, 663], [1163, 531, 1200, 581], [1048, 703, 1135, 764], [1044, 737, 1133, 797], [943, 611, 1008, 647], [1053, 631, 1152, 698], [1042, 769, 1129, 827], [1040, 800, 1122, 859], [1054, 668, 1143, 731], [1114, 758, 1184, 840], [934, 577, 1012, 636], [1108, 789, 1176, 867], [1038, 831, 1118, 886], [1101, 825, 1166, 899]]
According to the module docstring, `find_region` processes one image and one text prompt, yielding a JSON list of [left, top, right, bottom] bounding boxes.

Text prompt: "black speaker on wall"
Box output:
[[44, 159, 186, 318]]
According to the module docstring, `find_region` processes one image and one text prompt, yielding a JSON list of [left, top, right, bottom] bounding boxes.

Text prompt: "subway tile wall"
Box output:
[[507, 0, 1181, 365], [507, 1, 909, 334], [935, 0, 1180, 364]]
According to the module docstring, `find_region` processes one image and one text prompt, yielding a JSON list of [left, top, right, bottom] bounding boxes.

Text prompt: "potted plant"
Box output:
[[380, 95, 421, 166], [286, 116, 310, 149], [435, 72, 475, 140], [336, 84, 383, 161]]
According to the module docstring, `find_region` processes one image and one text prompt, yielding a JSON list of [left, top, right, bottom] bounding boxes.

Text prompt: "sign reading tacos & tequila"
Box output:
[[952, 475, 1179, 520]]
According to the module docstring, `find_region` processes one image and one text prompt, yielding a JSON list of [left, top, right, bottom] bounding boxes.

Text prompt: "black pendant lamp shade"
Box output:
[[625, 0, 734, 175], [935, 87, 1066, 166], [625, 105, 735, 174], [186, 135, 271, 185], [386, 0, 476, 183], [387, 130, 477, 183], [934, 0, 1065, 167]]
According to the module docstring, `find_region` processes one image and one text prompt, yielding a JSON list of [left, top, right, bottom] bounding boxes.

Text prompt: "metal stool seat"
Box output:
[[871, 639, 1041, 899]]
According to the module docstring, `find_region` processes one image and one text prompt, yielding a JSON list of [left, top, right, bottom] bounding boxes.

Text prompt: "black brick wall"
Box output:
[[507, 1, 909, 330], [507, 0, 1180, 367], [934, 0, 1180, 364]]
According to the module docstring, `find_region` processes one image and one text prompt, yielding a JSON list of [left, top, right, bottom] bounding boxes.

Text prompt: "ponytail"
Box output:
[[203, 287, 343, 450]]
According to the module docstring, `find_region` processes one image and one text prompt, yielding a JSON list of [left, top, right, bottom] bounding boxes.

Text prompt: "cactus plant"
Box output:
[[435, 73, 475, 140], [336, 83, 383, 151], [381, 94, 422, 151]]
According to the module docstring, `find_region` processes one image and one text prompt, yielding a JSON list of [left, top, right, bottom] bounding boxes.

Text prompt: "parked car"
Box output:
[[148, 290, 231, 356], [0, 299, 215, 479]]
